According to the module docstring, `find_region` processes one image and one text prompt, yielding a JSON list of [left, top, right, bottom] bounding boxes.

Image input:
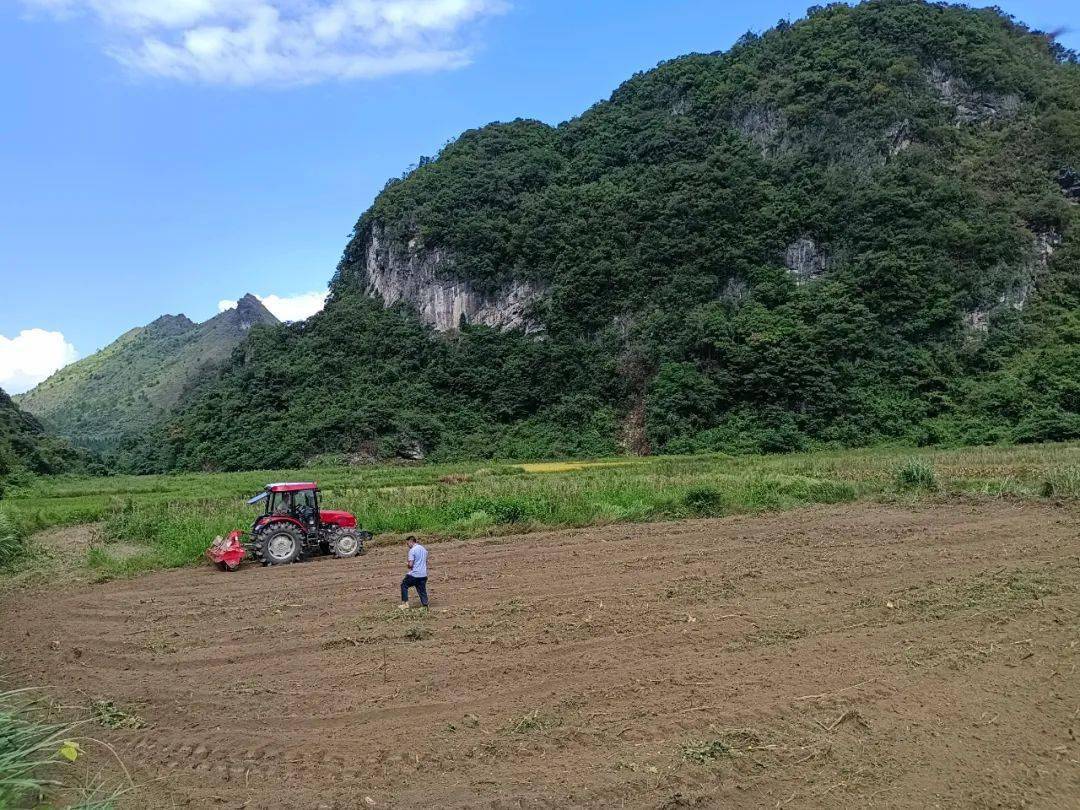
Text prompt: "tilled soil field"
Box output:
[[2, 501, 1079, 809]]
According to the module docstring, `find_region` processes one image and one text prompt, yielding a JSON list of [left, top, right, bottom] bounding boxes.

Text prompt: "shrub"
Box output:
[[1039, 466, 1080, 498], [894, 459, 938, 491], [681, 487, 728, 516]]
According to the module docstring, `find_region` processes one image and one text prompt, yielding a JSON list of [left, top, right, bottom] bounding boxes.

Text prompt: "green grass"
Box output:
[[0, 690, 65, 808], [0, 689, 117, 809], [2, 442, 1079, 580], [0, 511, 20, 570]]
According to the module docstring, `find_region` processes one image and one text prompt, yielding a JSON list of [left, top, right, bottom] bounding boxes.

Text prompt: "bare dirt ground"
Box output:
[[2, 500, 1079, 809]]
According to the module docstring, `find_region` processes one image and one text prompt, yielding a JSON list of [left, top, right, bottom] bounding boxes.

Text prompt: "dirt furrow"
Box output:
[[2, 501, 1078, 808]]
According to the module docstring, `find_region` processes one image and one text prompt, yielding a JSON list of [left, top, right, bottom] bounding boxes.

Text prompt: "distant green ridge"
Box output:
[[16, 294, 278, 454]]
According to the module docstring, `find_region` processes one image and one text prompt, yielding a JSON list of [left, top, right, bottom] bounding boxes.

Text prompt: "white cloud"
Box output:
[[0, 329, 79, 395], [19, 0, 507, 85], [219, 290, 328, 321]]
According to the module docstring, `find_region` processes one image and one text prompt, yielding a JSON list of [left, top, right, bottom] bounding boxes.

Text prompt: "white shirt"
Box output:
[[408, 543, 428, 578]]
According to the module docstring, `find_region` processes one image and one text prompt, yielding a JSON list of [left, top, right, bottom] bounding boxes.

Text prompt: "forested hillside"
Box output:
[[18, 294, 278, 455], [123, 1, 1080, 472], [0, 389, 90, 494]]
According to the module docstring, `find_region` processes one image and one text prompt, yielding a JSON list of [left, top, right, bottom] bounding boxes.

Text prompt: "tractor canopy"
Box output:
[[248, 482, 318, 505], [267, 482, 318, 493], [246, 482, 356, 529]]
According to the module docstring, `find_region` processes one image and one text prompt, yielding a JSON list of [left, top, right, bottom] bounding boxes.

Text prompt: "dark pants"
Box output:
[[401, 574, 429, 606]]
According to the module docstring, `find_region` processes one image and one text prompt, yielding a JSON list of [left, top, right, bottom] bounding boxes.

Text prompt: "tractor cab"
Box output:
[[252, 481, 315, 533], [248, 482, 321, 534], [247, 482, 358, 536]]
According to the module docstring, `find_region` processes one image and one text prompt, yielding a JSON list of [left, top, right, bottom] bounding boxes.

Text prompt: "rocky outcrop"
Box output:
[[885, 120, 914, 156], [740, 107, 913, 167], [397, 440, 426, 461], [1058, 168, 1080, 202], [1005, 228, 1063, 311], [229, 293, 278, 331], [784, 237, 831, 284], [361, 224, 545, 334], [929, 64, 1020, 124], [145, 314, 196, 336], [735, 105, 787, 154], [963, 307, 991, 333], [964, 228, 1062, 332], [719, 276, 749, 303], [670, 96, 692, 116], [1032, 228, 1062, 270]]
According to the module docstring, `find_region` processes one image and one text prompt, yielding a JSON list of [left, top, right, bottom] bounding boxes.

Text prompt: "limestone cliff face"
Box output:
[[964, 227, 1062, 332], [929, 63, 1021, 125], [784, 237, 831, 284], [360, 223, 545, 334], [735, 105, 788, 154], [1058, 168, 1080, 202]]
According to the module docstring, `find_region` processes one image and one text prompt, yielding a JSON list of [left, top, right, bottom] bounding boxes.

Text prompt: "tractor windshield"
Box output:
[[271, 491, 293, 514], [267, 489, 317, 517]]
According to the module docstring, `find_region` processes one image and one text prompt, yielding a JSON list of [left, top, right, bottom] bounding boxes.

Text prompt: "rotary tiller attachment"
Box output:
[[206, 530, 247, 572]]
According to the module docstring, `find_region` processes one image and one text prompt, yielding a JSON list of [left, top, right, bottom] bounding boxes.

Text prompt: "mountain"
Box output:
[[16, 295, 279, 456], [132, 1, 1080, 472], [0, 388, 90, 494]]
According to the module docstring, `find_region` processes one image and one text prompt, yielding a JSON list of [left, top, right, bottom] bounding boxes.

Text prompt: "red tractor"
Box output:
[[207, 482, 371, 570]]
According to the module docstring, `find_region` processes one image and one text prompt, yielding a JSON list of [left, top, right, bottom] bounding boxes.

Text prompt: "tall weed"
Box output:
[[0, 690, 69, 807], [894, 459, 938, 491], [0, 511, 22, 569]]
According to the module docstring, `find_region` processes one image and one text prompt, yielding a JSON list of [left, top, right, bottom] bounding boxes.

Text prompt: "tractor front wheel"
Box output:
[[329, 527, 363, 559], [253, 522, 304, 566]]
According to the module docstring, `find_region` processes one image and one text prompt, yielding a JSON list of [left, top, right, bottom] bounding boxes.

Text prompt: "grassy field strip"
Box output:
[[516, 460, 647, 473], [1, 443, 1078, 580]]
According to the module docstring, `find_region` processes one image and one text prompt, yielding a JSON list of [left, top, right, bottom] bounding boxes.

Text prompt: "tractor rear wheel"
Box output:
[[253, 522, 303, 566], [329, 527, 362, 559]]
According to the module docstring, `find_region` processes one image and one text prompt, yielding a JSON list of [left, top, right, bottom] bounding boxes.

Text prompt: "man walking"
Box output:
[[399, 535, 429, 610]]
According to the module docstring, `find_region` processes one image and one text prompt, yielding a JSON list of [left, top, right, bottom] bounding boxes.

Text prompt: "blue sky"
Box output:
[[1, 0, 1077, 393]]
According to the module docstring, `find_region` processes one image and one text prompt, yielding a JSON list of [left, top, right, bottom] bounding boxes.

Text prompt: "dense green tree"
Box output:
[[0, 389, 93, 494]]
